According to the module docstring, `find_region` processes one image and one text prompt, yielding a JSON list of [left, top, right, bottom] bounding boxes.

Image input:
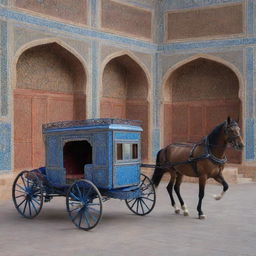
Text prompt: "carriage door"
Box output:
[[14, 43, 86, 170]]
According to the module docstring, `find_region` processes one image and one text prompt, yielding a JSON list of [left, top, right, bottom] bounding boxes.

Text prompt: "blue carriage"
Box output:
[[12, 119, 156, 230]]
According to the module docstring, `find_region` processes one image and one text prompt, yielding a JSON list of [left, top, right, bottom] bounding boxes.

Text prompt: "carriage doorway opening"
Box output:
[[163, 57, 242, 163], [14, 43, 87, 170], [63, 140, 92, 180], [101, 54, 149, 161]]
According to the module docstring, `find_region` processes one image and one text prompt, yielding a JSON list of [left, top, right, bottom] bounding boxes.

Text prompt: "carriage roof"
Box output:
[[42, 118, 143, 133]]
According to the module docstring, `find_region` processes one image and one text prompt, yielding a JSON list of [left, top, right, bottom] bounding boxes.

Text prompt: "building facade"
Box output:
[[0, 0, 255, 176]]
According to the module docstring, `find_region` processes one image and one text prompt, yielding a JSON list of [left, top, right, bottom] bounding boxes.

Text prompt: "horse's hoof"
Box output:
[[199, 214, 206, 219], [184, 211, 189, 216], [175, 209, 180, 214], [213, 194, 221, 200]]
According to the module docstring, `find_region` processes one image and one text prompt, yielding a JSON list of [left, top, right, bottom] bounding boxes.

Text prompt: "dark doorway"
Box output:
[[63, 140, 92, 179]]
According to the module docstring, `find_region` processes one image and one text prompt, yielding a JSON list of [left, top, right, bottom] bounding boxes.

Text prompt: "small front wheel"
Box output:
[[12, 170, 43, 218], [66, 180, 103, 231], [125, 173, 156, 216]]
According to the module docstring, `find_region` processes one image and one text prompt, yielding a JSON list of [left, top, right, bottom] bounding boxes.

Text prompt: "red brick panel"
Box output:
[[101, 0, 152, 39], [164, 103, 172, 146], [100, 98, 126, 119], [14, 89, 86, 169], [32, 97, 47, 168], [126, 100, 149, 160], [14, 0, 88, 25], [167, 3, 244, 41], [171, 104, 189, 142], [14, 94, 32, 169], [188, 105, 204, 142]]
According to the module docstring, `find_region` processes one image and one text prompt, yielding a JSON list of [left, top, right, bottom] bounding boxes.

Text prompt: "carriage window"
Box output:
[[132, 144, 138, 159], [123, 144, 131, 160], [116, 143, 139, 161], [116, 143, 123, 160]]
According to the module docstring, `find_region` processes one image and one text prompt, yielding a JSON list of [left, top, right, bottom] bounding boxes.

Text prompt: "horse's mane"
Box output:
[[207, 121, 227, 146]]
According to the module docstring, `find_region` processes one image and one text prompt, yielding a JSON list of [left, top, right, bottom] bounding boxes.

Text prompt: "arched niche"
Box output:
[[101, 54, 149, 160], [163, 57, 242, 163], [14, 42, 87, 169]]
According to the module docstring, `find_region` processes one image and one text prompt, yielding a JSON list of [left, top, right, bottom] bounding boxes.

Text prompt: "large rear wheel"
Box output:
[[12, 170, 43, 218]]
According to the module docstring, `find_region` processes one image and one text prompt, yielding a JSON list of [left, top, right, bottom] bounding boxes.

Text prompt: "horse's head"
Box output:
[[225, 117, 244, 151]]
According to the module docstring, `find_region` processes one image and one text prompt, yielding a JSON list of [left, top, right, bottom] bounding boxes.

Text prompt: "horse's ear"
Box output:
[[227, 116, 231, 125]]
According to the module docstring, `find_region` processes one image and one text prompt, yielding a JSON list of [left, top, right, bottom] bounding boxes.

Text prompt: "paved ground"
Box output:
[[0, 182, 256, 256]]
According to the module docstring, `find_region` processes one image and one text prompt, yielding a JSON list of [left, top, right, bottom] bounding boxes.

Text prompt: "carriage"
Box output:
[[12, 119, 156, 230]]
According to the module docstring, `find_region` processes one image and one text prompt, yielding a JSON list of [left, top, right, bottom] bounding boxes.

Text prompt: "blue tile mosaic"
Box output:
[[0, 122, 11, 171], [246, 47, 254, 118], [152, 129, 160, 159], [0, 20, 8, 116], [245, 118, 255, 160], [247, 0, 254, 35], [91, 40, 100, 118]]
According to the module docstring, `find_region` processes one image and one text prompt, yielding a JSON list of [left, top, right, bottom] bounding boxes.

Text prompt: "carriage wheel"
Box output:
[[12, 170, 43, 219], [125, 173, 156, 216], [66, 180, 103, 231]]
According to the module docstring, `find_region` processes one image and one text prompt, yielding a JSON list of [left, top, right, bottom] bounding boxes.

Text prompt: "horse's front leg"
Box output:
[[213, 173, 229, 200], [197, 175, 207, 219]]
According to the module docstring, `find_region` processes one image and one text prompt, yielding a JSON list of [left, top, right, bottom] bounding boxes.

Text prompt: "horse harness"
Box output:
[[141, 136, 227, 177]]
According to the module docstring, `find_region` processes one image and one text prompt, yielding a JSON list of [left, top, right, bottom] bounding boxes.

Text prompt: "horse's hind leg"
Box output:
[[166, 171, 180, 214], [174, 173, 189, 216]]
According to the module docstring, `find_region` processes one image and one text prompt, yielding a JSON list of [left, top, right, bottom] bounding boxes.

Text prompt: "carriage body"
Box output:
[[43, 118, 142, 190], [12, 118, 156, 230]]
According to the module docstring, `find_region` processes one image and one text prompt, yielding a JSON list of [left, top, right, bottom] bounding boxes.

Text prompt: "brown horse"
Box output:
[[151, 117, 244, 219]]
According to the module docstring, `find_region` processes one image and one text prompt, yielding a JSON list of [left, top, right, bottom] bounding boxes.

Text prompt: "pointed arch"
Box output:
[[161, 54, 243, 163], [100, 51, 151, 160], [13, 39, 88, 170]]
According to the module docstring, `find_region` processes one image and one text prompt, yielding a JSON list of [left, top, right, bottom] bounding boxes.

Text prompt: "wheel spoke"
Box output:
[[31, 197, 41, 206], [16, 184, 26, 192], [30, 200, 38, 214], [22, 200, 28, 215], [84, 211, 91, 228], [28, 200, 32, 217], [140, 198, 150, 211], [17, 198, 26, 208], [15, 194, 25, 199], [75, 184, 83, 201], [70, 192, 81, 202], [139, 199, 145, 215]]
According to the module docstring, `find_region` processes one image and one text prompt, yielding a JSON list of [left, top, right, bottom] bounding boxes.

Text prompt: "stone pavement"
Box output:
[[0, 182, 256, 256]]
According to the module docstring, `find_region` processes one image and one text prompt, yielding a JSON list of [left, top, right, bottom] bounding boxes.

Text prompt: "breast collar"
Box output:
[[189, 137, 227, 166]]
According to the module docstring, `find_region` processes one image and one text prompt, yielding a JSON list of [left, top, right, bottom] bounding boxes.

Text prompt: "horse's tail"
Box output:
[[151, 149, 166, 188]]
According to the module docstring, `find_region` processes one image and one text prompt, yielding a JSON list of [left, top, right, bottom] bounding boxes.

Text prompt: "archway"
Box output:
[[163, 57, 242, 163], [14, 42, 87, 169], [101, 54, 149, 160]]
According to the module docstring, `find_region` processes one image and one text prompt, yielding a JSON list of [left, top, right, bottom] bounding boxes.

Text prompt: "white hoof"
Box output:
[[199, 214, 206, 219], [175, 209, 180, 214], [214, 195, 222, 200], [183, 211, 189, 216]]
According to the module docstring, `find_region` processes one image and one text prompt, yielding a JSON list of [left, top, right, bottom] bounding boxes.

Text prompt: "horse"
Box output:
[[151, 117, 244, 219]]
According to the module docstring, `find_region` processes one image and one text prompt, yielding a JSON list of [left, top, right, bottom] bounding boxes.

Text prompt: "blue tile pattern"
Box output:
[[0, 21, 8, 116], [0, 122, 11, 171], [246, 118, 255, 160], [91, 40, 100, 117], [246, 48, 254, 118], [247, 0, 254, 35]]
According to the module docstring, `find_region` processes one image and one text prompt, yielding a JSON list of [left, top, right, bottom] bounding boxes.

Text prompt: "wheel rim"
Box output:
[[126, 173, 156, 216], [66, 180, 103, 231], [12, 170, 43, 219]]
